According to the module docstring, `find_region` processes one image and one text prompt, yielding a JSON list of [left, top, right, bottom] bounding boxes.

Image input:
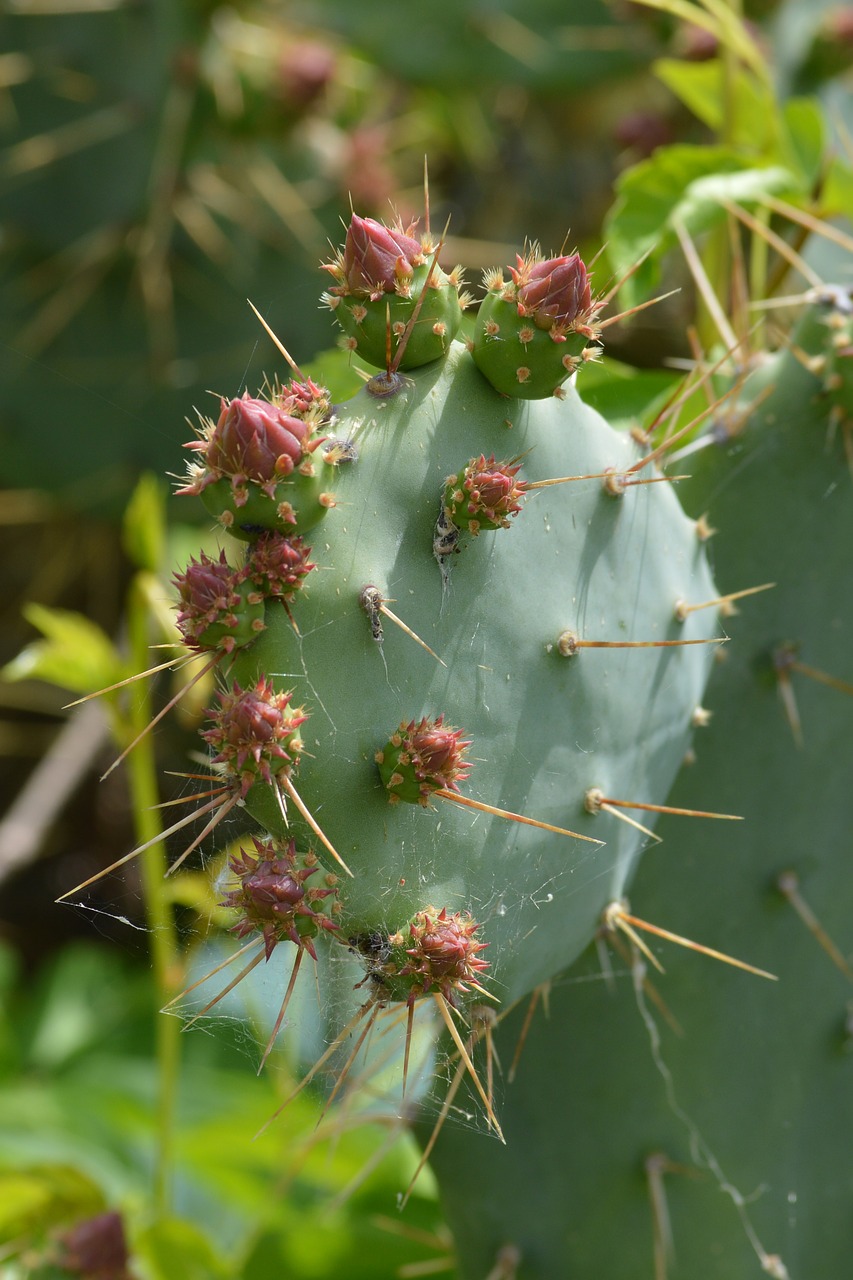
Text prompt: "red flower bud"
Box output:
[[173, 550, 249, 652], [245, 532, 315, 604], [399, 906, 489, 1004], [343, 214, 422, 297], [377, 715, 472, 805], [224, 837, 338, 959], [203, 679, 306, 795], [513, 254, 592, 330], [207, 394, 309, 483]]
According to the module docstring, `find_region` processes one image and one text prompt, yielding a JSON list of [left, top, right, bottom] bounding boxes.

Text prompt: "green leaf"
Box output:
[[653, 57, 775, 152], [122, 473, 167, 573], [0, 1164, 103, 1238], [821, 156, 853, 219], [781, 97, 826, 189], [136, 1218, 235, 1280], [605, 145, 799, 304], [1, 604, 123, 696]]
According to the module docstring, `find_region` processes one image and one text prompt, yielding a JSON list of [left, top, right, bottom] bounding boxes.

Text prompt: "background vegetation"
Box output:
[[1, 1, 851, 1276]]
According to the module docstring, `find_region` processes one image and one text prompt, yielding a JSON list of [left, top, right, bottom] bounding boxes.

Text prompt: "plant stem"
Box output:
[[126, 570, 182, 1219]]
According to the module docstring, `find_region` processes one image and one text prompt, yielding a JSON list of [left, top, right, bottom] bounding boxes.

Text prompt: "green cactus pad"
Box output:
[[424, 306, 853, 1278], [229, 340, 720, 1006]]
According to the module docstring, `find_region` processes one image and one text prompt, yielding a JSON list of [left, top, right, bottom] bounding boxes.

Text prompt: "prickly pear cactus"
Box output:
[[164, 212, 726, 1027], [422, 290, 853, 1279]]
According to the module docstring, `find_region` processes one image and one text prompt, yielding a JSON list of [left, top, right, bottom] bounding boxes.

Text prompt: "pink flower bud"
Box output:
[[343, 214, 422, 296], [207, 394, 309, 482], [173, 551, 241, 644], [224, 838, 338, 959], [203, 679, 306, 794], [400, 907, 489, 1003], [465, 455, 524, 521], [245, 533, 315, 603], [514, 254, 592, 330]]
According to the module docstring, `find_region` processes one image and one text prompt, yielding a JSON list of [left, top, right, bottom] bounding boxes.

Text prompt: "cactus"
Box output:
[[61, 211, 728, 1142], [167, 214, 729, 1025]]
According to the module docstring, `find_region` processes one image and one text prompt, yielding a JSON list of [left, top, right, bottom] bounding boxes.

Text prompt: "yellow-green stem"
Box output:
[[126, 572, 182, 1218]]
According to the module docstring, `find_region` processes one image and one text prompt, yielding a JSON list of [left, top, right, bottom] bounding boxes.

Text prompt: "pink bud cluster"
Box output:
[[376, 715, 472, 806], [445, 454, 526, 535], [173, 550, 263, 653], [245, 531, 316, 605]]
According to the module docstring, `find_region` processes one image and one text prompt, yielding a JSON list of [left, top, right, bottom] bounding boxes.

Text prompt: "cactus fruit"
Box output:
[[420, 291, 853, 1278], [321, 214, 470, 370], [470, 248, 604, 398]]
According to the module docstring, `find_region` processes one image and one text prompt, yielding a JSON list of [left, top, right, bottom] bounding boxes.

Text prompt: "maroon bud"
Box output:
[[277, 39, 336, 110], [245, 532, 315, 604], [206, 394, 309, 483], [342, 214, 422, 297], [513, 254, 592, 330], [58, 1212, 132, 1280], [173, 550, 258, 653], [613, 111, 674, 157], [202, 679, 306, 795], [223, 837, 338, 959], [414, 725, 466, 780], [399, 906, 489, 1004]]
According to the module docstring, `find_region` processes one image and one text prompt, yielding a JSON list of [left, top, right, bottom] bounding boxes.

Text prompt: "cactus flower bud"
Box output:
[[375, 715, 472, 805], [342, 214, 423, 298], [206, 394, 309, 484], [57, 1212, 132, 1280], [178, 383, 337, 538], [321, 211, 468, 369], [472, 246, 602, 397], [512, 254, 593, 331], [393, 907, 489, 1006], [443, 454, 526, 535], [203, 678, 306, 795], [223, 837, 340, 959], [173, 550, 265, 653], [245, 532, 316, 605]]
